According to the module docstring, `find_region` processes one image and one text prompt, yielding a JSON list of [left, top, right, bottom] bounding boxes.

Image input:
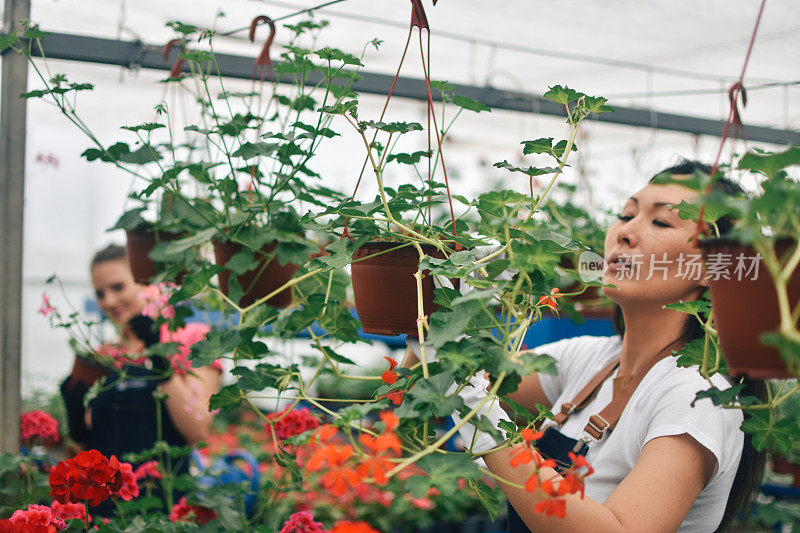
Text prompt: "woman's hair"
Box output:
[[91, 244, 127, 268], [611, 159, 766, 531]]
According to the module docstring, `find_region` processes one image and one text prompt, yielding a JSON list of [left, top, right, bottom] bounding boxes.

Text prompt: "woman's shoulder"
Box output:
[[531, 334, 622, 365]]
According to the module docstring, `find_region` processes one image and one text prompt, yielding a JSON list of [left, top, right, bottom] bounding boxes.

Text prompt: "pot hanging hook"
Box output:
[[249, 15, 277, 82], [162, 39, 185, 80]]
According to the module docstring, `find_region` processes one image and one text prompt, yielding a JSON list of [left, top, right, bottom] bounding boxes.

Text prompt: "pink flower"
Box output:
[[134, 460, 161, 480], [50, 500, 86, 522], [279, 511, 327, 533], [159, 322, 212, 376], [38, 293, 55, 317], [20, 410, 59, 442], [115, 462, 139, 501], [10, 504, 66, 531], [139, 283, 176, 321], [267, 407, 320, 441]]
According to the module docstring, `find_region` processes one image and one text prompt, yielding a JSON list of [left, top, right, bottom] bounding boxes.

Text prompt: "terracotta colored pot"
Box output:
[[214, 240, 298, 308], [125, 226, 180, 284], [699, 237, 800, 378], [69, 355, 108, 387], [351, 241, 444, 337], [771, 456, 800, 487]]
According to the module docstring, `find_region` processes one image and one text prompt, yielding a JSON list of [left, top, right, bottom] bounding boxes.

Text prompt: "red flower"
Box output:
[[331, 521, 380, 533], [279, 511, 327, 533], [38, 293, 55, 317], [8, 505, 66, 531], [133, 460, 161, 480], [49, 500, 86, 522], [20, 411, 59, 442], [49, 450, 123, 506], [267, 406, 320, 440], [168, 497, 217, 525], [115, 462, 140, 501], [0, 518, 59, 532], [510, 447, 533, 467]]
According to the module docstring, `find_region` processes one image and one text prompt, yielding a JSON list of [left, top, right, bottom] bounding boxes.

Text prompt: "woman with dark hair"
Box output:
[[410, 160, 763, 531], [59, 244, 221, 510]]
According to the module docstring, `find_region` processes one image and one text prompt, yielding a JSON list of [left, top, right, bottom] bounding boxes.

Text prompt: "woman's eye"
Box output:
[[653, 220, 672, 228], [95, 290, 104, 299], [616, 214, 633, 222], [111, 283, 124, 292]]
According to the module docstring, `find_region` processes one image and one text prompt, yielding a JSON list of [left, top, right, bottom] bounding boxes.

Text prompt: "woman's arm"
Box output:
[[483, 432, 716, 532], [159, 367, 221, 444]]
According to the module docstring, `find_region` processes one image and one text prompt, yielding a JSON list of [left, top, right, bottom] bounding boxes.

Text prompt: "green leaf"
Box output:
[[663, 299, 711, 316], [543, 85, 583, 105], [317, 346, 356, 365], [741, 410, 800, 454], [691, 383, 744, 407], [451, 95, 490, 113], [0, 31, 19, 52], [231, 363, 284, 392], [469, 479, 501, 521], [406, 453, 481, 498], [180, 50, 213, 63], [314, 47, 364, 66], [169, 264, 220, 302], [582, 95, 614, 115], [121, 122, 166, 133], [209, 384, 243, 412], [189, 329, 242, 367], [231, 142, 280, 159], [108, 207, 148, 231], [738, 146, 800, 179], [430, 80, 453, 92], [386, 150, 432, 165], [404, 371, 465, 420], [426, 300, 483, 349], [493, 160, 559, 177], [361, 121, 423, 134]]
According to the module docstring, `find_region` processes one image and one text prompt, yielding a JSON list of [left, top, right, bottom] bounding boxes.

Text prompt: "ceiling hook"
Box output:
[[162, 39, 185, 80], [249, 15, 277, 82]]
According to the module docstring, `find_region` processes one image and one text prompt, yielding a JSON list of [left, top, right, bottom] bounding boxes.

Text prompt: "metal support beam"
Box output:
[[13, 31, 799, 146], [0, 0, 29, 455]]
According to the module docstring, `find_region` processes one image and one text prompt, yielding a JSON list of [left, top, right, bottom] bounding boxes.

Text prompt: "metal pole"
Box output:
[[0, 0, 29, 455], [14, 31, 800, 146]]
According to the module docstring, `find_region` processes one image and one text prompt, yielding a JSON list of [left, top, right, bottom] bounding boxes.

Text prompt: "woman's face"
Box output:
[[91, 259, 146, 325], [602, 177, 708, 306]]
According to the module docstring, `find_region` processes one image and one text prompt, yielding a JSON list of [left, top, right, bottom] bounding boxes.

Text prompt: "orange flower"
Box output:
[[510, 447, 533, 467], [568, 451, 594, 476], [537, 288, 562, 311], [557, 472, 583, 497], [521, 428, 543, 443], [381, 357, 398, 385], [534, 497, 566, 518], [379, 411, 399, 432], [524, 473, 539, 493]]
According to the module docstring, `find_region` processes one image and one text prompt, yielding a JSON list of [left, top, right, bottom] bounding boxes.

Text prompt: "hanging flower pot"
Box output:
[[699, 237, 800, 378], [68, 354, 108, 387], [125, 224, 181, 284], [351, 241, 444, 337], [214, 240, 298, 308]]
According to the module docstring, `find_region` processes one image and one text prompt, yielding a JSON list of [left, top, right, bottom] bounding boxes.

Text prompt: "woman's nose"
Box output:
[[617, 220, 639, 248]]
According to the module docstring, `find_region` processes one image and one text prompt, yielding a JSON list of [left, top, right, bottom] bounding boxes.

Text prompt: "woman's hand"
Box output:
[[159, 367, 221, 444]]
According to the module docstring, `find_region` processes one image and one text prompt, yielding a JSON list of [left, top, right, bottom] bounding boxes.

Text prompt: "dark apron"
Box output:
[[87, 365, 189, 516]]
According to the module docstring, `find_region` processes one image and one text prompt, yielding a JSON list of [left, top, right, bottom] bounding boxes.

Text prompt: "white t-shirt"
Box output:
[[533, 334, 744, 533]]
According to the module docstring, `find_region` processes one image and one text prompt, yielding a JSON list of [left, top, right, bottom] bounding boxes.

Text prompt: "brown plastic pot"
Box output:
[[699, 237, 800, 378], [351, 241, 444, 337], [125, 225, 180, 284], [214, 240, 298, 308], [771, 456, 800, 487]]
